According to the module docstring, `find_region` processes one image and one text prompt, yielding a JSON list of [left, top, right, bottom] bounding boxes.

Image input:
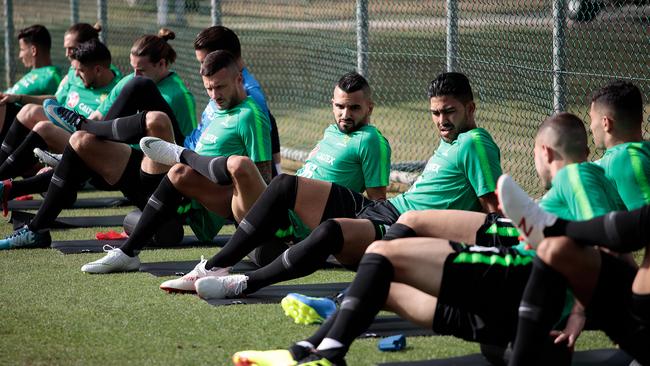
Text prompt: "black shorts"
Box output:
[[432, 244, 533, 345], [321, 182, 372, 221], [475, 213, 520, 247], [356, 200, 402, 238], [586, 252, 650, 364]]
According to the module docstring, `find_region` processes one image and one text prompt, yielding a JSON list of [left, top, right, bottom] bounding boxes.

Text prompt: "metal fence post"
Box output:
[[97, 0, 108, 45], [446, 0, 459, 72], [553, 0, 566, 113], [4, 0, 15, 87], [70, 0, 79, 24], [356, 0, 368, 78], [211, 0, 222, 26], [157, 0, 168, 26]]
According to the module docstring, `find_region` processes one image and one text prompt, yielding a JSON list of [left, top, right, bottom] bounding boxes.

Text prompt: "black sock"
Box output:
[[80, 112, 147, 143], [119, 176, 184, 256], [324, 253, 394, 352], [8, 169, 54, 198], [244, 219, 344, 294], [28, 145, 91, 231], [204, 174, 297, 269], [382, 223, 417, 240], [180, 150, 232, 185], [509, 257, 567, 366], [0, 119, 30, 162], [0, 131, 47, 179], [560, 206, 650, 252]]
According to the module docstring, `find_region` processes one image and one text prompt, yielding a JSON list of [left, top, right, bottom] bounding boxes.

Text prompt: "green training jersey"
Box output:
[[595, 141, 650, 210], [5, 65, 62, 97], [96, 72, 197, 136], [388, 127, 501, 214], [54, 69, 121, 118], [296, 124, 391, 193], [539, 162, 625, 221], [55, 64, 123, 101], [194, 96, 271, 162]]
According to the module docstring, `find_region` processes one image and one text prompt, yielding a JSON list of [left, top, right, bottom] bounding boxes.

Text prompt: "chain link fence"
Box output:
[[2, 0, 649, 196]]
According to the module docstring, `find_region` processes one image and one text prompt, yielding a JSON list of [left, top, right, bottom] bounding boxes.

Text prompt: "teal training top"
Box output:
[[194, 96, 271, 162], [55, 64, 123, 102], [54, 68, 121, 118], [595, 141, 650, 210], [296, 124, 391, 193], [5, 65, 62, 98], [388, 127, 502, 214], [96, 72, 197, 137]]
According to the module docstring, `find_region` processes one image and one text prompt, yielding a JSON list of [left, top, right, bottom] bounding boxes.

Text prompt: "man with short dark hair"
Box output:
[[193, 72, 504, 301], [233, 112, 625, 366]]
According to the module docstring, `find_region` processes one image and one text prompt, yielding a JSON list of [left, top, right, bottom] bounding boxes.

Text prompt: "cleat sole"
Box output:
[[281, 296, 324, 325]]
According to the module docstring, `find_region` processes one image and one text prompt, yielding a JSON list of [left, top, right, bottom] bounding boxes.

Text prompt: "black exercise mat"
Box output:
[[377, 348, 634, 366], [205, 282, 350, 306], [360, 316, 436, 338], [51, 235, 230, 254], [10, 210, 125, 230], [139, 259, 259, 276], [7, 196, 131, 210]]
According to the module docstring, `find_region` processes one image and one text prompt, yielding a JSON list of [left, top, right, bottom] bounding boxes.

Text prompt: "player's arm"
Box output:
[[255, 160, 273, 185], [365, 186, 387, 201], [478, 192, 499, 214], [0, 93, 54, 105]]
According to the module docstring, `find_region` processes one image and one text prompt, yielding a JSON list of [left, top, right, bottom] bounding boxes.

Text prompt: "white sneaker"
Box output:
[[159, 256, 230, 293], [496, 174, 557, 249], [81, 245, 141, 274], [195, 274, 248, 299], [33, 148, 62, 167], [140, 136, 184, 166]]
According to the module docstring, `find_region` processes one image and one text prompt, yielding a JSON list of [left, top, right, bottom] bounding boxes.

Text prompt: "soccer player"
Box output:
[[589, 80, 650, 210], [77, 50, 273, 272], [0, 39, 120, 180], [232, 112, 626, 366], [0, 29, 196, 209], [192, 72, 503, 300], [0, 25, 62, 141], [133, 71, 391, 289]]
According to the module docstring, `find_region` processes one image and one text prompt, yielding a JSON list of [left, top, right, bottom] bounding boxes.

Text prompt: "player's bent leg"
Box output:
[[634, 248, 650, 295], [32, 121, 72, 153], [332, 218, 378, 266], [293, 176, 334, 229], [15, 103, 46, 130], [396, 209, 487, 244], [168, 163, 233, 218], [69, 131, 131, 185], [537, 236, 600, 304], [384, 282, 437, 329], [227, 155, 267, 222], [366, 237, 453, 296], [143, 110, 175, 142]]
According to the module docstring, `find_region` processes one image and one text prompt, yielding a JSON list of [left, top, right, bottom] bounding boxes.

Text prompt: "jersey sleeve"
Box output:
[[169, 86, 197, 137], [6, 73, 39, 95], [246, 85, 270, 118], [184, 102, 211, 150], [458, 130, 502, 197], [237, 105, 271, 163], [358, 128, 391, 188], [54, 75, 71, 103], [559, 165, 623, 220], [611, 144, 650, 210]]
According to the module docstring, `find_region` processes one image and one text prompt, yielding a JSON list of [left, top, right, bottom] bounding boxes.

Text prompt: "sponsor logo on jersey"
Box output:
[[66, 91, 80, 108], [316, 152, 336, 166], [425, 162, 441, 174], [201, 133, 217, 144], [307, 145, 320, 160], [337, 135, 351, 147], [99, 93, 108, 102], [77, 102, 94, 116]]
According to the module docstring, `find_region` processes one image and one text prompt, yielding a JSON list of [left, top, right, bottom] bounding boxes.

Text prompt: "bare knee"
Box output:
[[144, 111, 173, 139], [167, 163, 195, 186], [537, 236, 579, 267], [227, 155, 256, 180], [68, 131, 98, 153], [366, 240, 400, 259], [16, 103, 42, 125]]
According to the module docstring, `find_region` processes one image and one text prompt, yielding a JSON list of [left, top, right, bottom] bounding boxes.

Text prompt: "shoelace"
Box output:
[[5, 227, 33, 245], [58, 107, 85, 128], [102, 244, 118, 253]]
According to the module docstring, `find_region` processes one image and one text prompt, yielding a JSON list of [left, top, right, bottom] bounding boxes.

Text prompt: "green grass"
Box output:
[[0, 191, 619, 365]]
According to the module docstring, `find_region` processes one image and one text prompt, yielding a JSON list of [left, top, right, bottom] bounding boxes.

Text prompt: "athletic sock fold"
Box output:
[[0, 119, 30, 162], [80, 112, 147, 143], [119, 175, 184, 256], [0, 131, 48, 179], [383, 222, 417, 240], [28, 144, 92, 231], [180, 150, 232, 185]]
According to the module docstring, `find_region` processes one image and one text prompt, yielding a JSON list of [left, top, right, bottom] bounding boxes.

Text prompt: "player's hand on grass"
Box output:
[[550, 310, 586, 347]]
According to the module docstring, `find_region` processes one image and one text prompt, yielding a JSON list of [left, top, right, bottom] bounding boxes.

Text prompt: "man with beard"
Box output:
[[188, 72, 505, 303]]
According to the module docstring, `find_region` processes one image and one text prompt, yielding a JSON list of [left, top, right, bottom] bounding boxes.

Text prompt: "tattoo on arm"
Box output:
[[255, 161, 273, 184]]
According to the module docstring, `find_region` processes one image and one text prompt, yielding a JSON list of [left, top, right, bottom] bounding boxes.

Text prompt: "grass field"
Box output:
[[0, 189, 622, 365]]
